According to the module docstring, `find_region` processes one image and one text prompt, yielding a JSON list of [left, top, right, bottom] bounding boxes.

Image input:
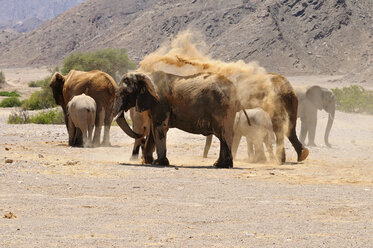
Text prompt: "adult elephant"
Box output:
[[204, 73, 309, 164], [113, 71, 249, 168], [295, 85, 335, 147], [50, 70, 139, 147]]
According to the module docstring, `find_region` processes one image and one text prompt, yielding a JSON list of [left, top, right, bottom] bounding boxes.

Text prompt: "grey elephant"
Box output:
[[204, 108, 275, 162], [66, 93, 96, 148], [113, 71, 250, 168], [295, 85, 335, 147]]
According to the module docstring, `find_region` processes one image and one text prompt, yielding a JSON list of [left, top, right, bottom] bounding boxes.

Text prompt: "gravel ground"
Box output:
[[0, 70, 373, 247]]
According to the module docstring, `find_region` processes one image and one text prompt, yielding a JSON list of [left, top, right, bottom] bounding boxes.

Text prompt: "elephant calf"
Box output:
[[232, 108, 275, 162], [67, 93, 96, 148], [204, 108, 274, 162]]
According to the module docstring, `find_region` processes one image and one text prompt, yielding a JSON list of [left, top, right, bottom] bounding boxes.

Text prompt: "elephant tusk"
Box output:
[[112, 110, 124, 122]]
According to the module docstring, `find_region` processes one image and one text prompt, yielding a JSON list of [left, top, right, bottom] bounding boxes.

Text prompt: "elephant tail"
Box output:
[[241, 107, 251, 126]]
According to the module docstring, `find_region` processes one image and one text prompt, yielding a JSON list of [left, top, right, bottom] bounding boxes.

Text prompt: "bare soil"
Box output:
[[0, 68, 372, 247]]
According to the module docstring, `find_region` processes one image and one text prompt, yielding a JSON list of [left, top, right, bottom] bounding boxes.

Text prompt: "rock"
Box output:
[[3, 212, 17, 219], [5, 159, 13, 163]]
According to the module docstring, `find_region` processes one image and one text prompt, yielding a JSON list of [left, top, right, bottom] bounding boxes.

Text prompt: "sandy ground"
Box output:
[[0, 68, 373, 247]]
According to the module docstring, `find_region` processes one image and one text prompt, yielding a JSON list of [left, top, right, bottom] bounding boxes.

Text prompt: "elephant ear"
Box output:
[[50, 72, 66, 106], [306, 85, 323, 110], [135, 73, 160, 112]]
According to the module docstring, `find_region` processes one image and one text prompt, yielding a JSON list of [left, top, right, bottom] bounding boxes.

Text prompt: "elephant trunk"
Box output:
[[324, 105, 335, 147], [115, 112, 144, 139]]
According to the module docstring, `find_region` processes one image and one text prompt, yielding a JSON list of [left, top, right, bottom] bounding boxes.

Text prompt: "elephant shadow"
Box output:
[[119, 162, 257, 170]]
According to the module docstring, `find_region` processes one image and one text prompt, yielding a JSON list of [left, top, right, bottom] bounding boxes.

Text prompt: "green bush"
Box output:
[[0, 71, 5, 86], [61, 48, 137, 81], [28, 80, 43, 87], [7, 110, 30, 124], [8, 108, 65, 124], [331, 85, 373, 114], [0, 97, 22, 107], [22, 76, 56, 110], [0, 90, 20, 97]]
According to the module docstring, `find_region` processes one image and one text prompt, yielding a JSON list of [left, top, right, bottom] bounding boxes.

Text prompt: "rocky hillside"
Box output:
[[0, 0, 84, 32], [0, 0, 372, 83]]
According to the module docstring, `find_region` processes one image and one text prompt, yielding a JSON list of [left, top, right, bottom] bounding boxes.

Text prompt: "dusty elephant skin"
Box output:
[[113, 71, 244, 168], [295, 85, 335, 147], [204, 73, 309, 164], [204, 108, 275, 162], [50, 70, 117, 147]]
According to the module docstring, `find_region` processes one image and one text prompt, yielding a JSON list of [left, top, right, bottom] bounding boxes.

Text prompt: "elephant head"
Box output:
[[113, 72, 159, 139], [49, 72, 66, 108], [306, 85, 335, 147]]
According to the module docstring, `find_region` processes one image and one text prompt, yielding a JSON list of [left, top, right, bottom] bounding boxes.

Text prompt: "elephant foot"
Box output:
[[142, 156, 154, 164], [297, 148, 309, 162], [101, 141, 112, 147], [152, 157, 169, 166], [213, 158, 233, 168], [254, 156, 267, 164], [325, 142, 332, 148], [130, 154, 139, 161], [307, 142, 316, 147]]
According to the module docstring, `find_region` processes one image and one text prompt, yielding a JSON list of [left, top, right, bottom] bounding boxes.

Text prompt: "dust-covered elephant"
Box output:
[[50, 70, 139, 147], [295, 85, 335, 147], [67, 93, 96, 148], [204, 108, 274, 162], [113, 71, 249, 168], [204, 73, 308, 164]]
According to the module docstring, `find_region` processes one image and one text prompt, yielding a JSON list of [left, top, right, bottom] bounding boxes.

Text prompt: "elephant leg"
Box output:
[[299, 118, 308, 146], [214, 137, 233, 168], [274, 130, 285, 164], [232, 133, 242, 160], [264, 133, 275, 162], [245, 137, 254, 162], [131, 138, 144, 161], [307, 117, 317, 146], [75, 128, 83, 147], [67, 118, 76, 146], [254, 139, 266, 163], [81, 127, 88, 148], [87, 123, 94, 148], [203, 135, 213, 158], [102, 108, 112, 147], [93, 107, 104, 147], [288, 126, 309, 162], [143, 130, 155, 164], [152, 122, 169, 166], [214, 118, 234, 168]]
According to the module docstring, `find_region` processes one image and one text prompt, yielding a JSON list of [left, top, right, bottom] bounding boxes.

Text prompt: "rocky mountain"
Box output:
[[0, 0, 372, 83], [0, 0, 84, 32]]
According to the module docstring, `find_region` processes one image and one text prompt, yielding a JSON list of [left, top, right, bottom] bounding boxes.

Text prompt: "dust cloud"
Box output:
[[139, 30, 287, 134]]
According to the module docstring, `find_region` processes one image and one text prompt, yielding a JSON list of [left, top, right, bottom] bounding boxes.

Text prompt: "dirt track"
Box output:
[[1, 69, 373, 247]]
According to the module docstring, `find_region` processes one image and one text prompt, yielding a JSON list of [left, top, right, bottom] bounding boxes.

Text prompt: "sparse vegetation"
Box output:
[[0, 90, 20, 97], [22, 76, 56, 110], [0, 71, 5, 87], [8, 108, 65, 124], [28, 80, 44, 87], [61, 48, 137, 81], [332, 85, 373, 114], [0, 97, 23, 107]]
